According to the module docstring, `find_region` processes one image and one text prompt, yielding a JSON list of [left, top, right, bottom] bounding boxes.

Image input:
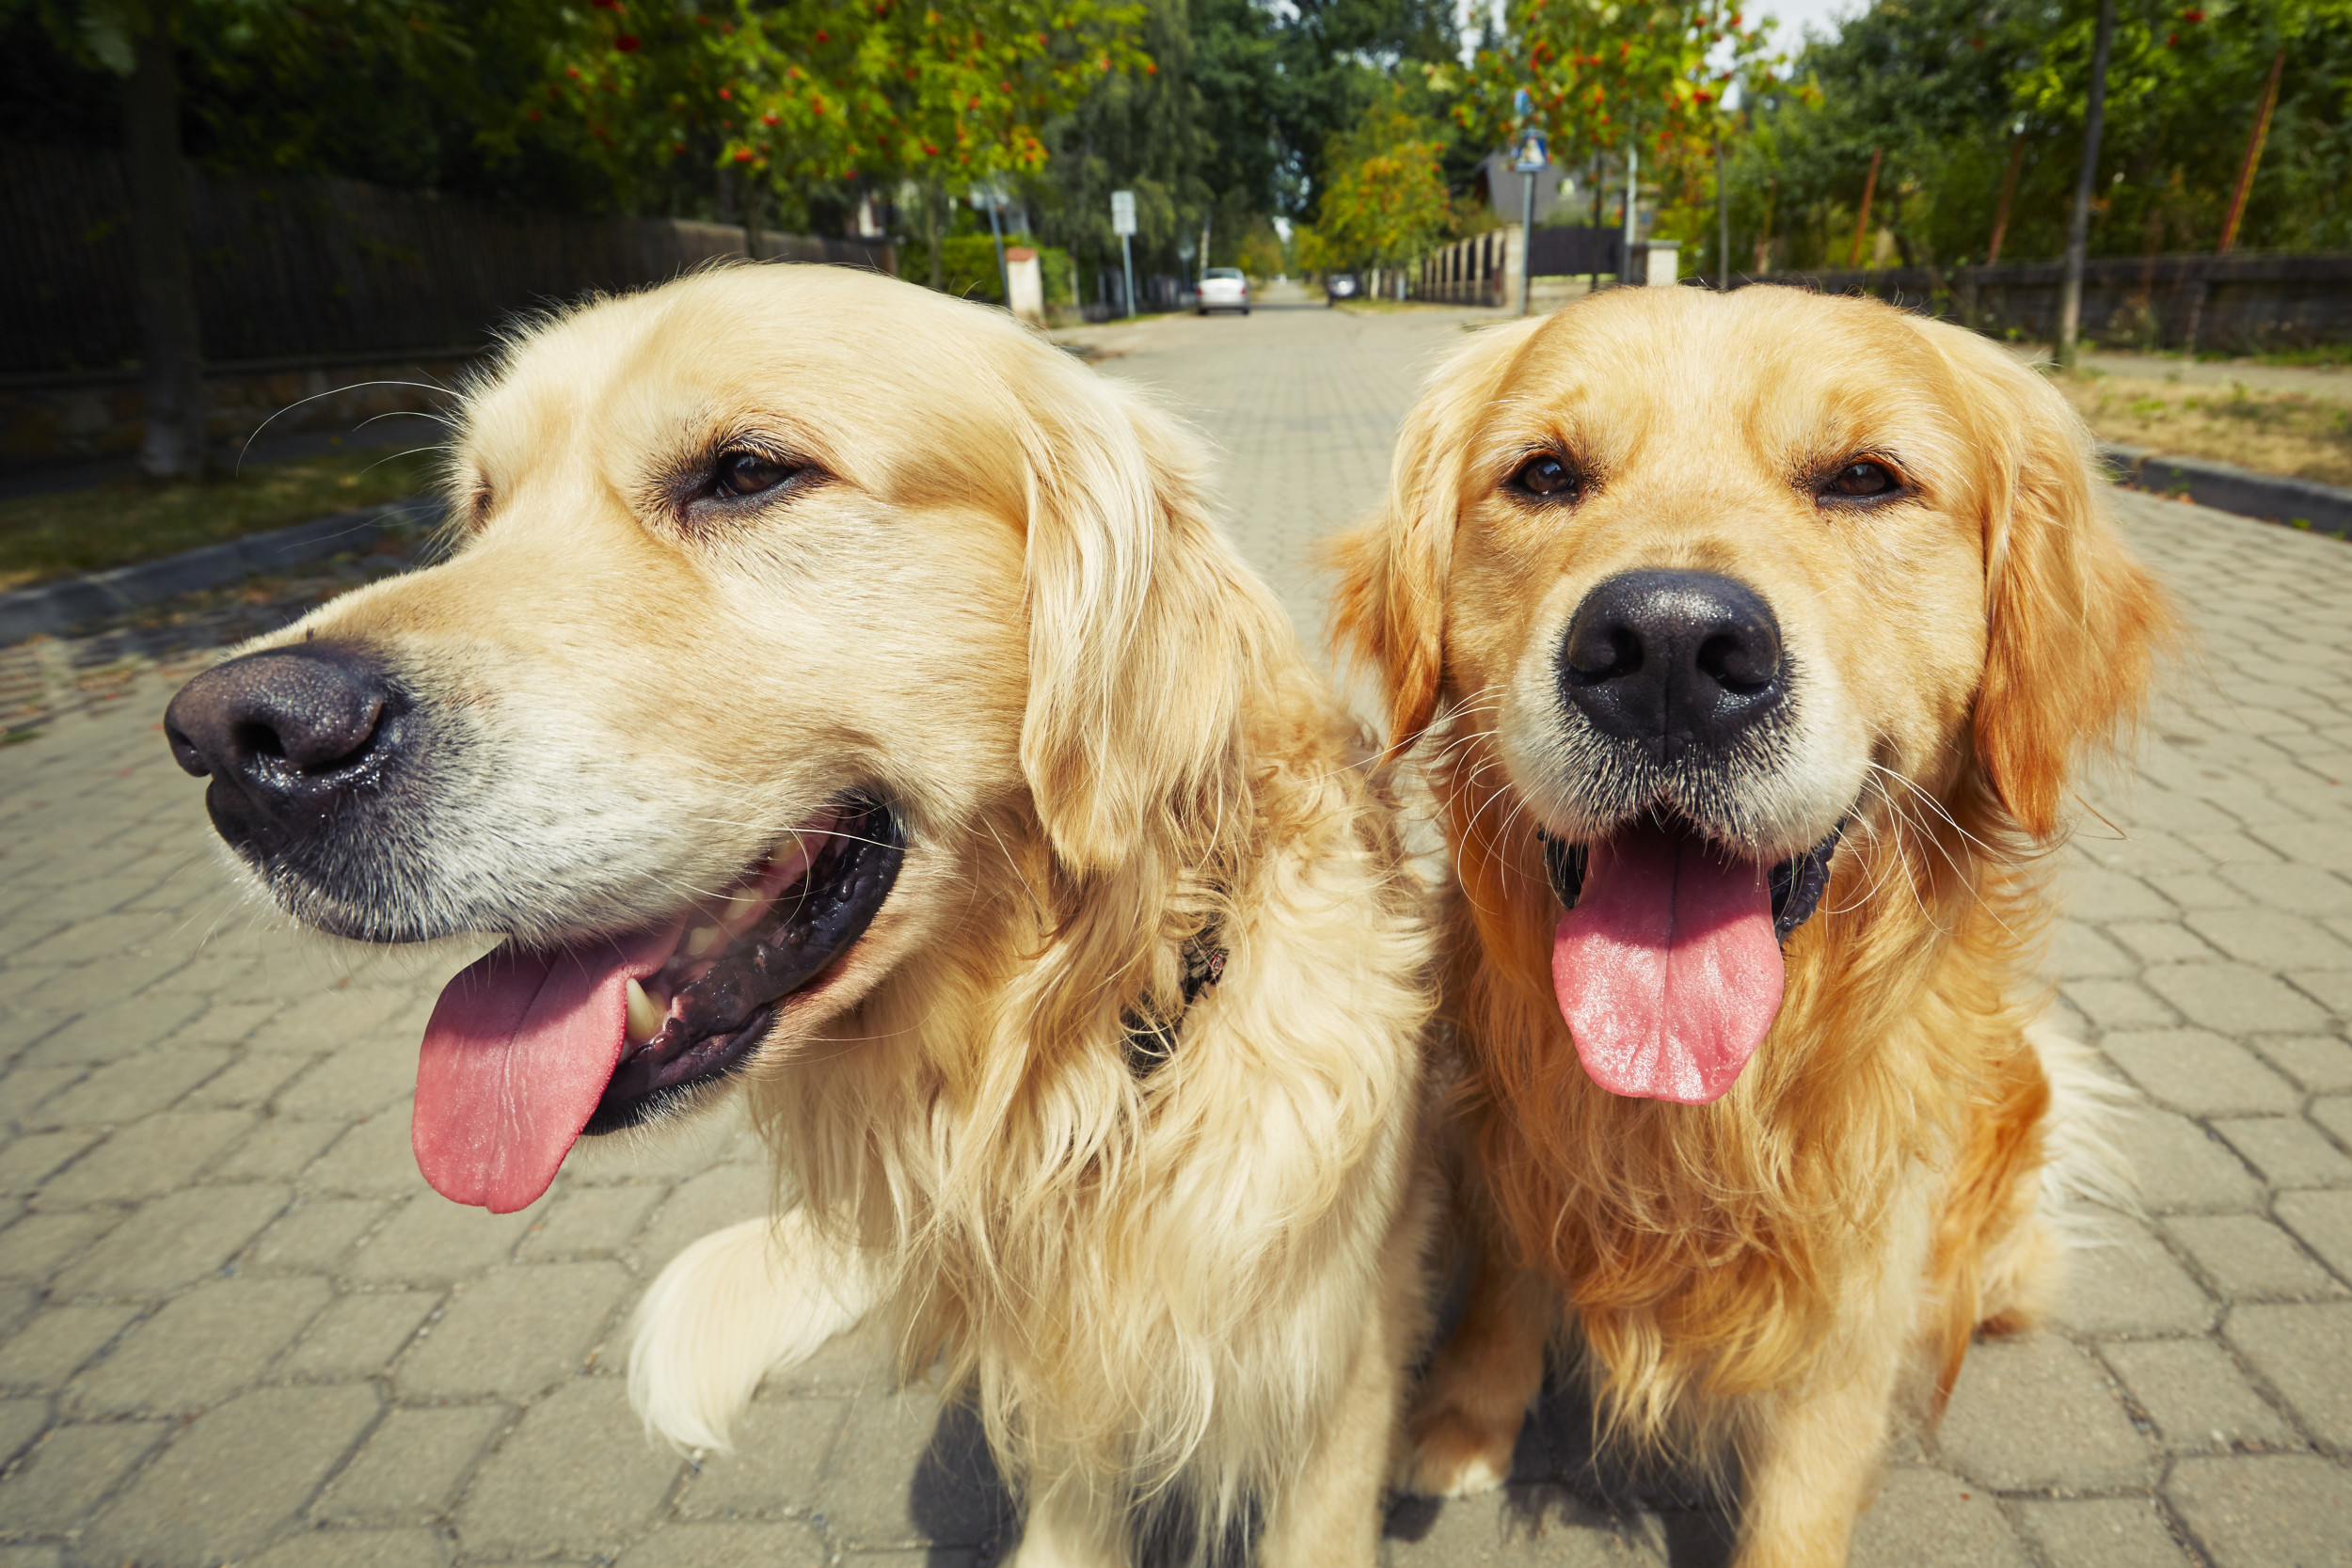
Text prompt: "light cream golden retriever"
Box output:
[[165, 264, 1434, 1566], [1333, 285, 2168, 1565]]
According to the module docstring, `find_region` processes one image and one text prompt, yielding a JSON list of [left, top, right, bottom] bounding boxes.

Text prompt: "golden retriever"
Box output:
[[163, 264, 1434, 1566], [1332, 284, 2168, 1565]]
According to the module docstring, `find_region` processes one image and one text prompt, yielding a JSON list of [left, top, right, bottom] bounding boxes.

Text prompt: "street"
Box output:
[[1, 300, 2349, 1567]]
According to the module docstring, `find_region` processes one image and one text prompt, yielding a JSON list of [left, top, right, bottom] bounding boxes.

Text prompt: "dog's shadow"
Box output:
[[907, 1386, 1737, 1568]]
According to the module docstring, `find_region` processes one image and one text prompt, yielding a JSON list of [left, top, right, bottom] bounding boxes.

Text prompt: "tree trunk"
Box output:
[[1848, 145, 1883, 268], [1715, 138, 1729, 290], [124, 3, 205, 481], [926, 183, 945, 292], [2058, 0, 2118, 368]]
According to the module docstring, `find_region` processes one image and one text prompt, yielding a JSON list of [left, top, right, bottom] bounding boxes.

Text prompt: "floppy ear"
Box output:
[[1016, 371, 1275, 877], [1330, 318, 1543, 756], [1940, 328, 2174, 841]]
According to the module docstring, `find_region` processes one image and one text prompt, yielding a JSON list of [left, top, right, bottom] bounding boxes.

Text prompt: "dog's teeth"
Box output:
[[625, 978, 664, 1043], [721, 888, 765, 928], [684, 925, 722, 958]]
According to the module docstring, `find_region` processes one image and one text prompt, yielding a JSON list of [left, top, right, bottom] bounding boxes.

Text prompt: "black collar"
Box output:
[[1120, 926, 1228, 1077]]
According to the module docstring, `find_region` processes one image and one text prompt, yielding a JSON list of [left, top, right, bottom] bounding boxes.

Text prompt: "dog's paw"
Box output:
[[1397, 1403, 1518, 1497]]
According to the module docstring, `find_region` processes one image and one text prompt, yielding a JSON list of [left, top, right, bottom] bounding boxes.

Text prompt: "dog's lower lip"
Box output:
[[582, 796, 906, 1133], [1541, 816, 1845, 940]]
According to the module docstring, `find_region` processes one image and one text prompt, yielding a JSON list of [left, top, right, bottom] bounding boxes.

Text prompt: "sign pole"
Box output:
[[1520, 167, 1536, 317], [1510, 93, 1548, 320]]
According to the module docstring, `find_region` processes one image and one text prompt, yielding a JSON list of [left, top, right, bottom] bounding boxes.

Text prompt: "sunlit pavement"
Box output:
[[1, 303, 2349, 1566]]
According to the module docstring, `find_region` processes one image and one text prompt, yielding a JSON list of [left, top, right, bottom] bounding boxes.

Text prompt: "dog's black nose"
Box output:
[[165, 646, 405, 851], [1558, 570, 1785, 762]]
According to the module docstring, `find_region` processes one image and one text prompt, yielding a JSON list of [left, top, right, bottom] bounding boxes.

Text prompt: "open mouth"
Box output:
[[1534, 815, 1843, 1106], [411, 795, 905, 1212]]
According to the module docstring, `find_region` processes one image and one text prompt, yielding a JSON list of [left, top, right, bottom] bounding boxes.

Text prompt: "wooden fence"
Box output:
[[0, 142, 894, 379]]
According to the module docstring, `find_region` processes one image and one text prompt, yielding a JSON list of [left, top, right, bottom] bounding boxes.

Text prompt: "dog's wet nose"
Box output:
[[1558, 570, 1785, 762], [165, 646, 405, 850]]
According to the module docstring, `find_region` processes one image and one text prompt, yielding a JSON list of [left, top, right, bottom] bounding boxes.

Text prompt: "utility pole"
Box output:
[[2058, 0, 2117, 369], [1621, 137, 1639, 283]]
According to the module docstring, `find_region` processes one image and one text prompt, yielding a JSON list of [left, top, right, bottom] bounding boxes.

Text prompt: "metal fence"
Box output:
[[1, 142, 895, 379]]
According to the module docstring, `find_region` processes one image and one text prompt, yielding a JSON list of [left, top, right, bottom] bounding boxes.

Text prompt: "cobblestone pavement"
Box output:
[[2, 303, 2350, 1568]]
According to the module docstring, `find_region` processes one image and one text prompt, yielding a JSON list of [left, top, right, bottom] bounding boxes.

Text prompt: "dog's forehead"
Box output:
[[456, 269, 1018, 484], [1494, 290, 1963, 468]]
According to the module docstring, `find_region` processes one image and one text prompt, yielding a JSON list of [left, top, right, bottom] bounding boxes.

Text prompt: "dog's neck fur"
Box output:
[[1436, 730, 2053, 1449], [743, 657, 1432, 1512]]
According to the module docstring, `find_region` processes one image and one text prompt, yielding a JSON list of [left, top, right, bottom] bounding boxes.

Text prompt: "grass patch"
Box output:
[[2244, 344, 2352, 370], [2051, 371, 2352, 488], [0, 448, 441, 594]]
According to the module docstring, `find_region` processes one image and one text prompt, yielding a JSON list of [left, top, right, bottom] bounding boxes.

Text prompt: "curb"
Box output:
[[2100, 444, 2352, 539], [0, 499, 431, 645]]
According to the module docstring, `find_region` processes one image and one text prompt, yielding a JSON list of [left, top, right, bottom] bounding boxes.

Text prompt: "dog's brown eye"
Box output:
[[1511, 454, 1581, 499], [716, 450, 796, 497], [1828, 461, 1897, 498]]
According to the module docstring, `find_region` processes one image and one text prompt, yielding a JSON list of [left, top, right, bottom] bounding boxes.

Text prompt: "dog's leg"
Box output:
[[1010, 1480, 1128, 1568], [1397, 1249, 1549, 1497], [1729, 1347, 1903, 1568], [1259, 1248, 1421, 1568], [628, 1208, 873, 1453]]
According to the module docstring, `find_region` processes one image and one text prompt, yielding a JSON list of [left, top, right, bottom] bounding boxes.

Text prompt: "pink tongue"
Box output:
[[1549, 822, 1784, 1104], [414, 922, 683, 1212]]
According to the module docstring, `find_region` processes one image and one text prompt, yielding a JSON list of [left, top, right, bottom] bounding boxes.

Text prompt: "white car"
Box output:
[[1196, 268, 1250, 316]]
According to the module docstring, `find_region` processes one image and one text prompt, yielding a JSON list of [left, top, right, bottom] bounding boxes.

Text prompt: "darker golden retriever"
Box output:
[[1335, 284, 2169, 1565]]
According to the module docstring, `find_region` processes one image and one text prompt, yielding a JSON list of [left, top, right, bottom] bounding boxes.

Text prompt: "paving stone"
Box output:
[[2100, 1338, 2299, 1450], [2011, 1497, 2192, 1568], [0, 1302, 141, 1391], [245, 1530, 452, 1568], [0, 1129, 102, 1194], [12, 911, 182, 971], [304, 1111, 432, 1198], [314, 1402, 510, 1523], [49, 1181, 289, 1296], [818, 1389, 1016, 1548], [2185, 906, 2352, 968], [2290, 967, 2352, 1016], [71, 1276, 330, 1414], [275, 1041, 422, 1119], [342, 1194, 536, 1286], [36, 1108, 254, 1205], [677, 1393, 850, 1518], [0, 1418, 169, 1534], [2276, 1189, 2352, 1280], [2046, 921, 2136, 979], [1847, 1467, 2027, 1568], [2066, 871, 2180, 924], [454, 1376, 683, 1557], [250, 1197, 390, 1274], [216, 1116, 351, 1182], [2060, 978, 2180, 1031], [2141, 961, 2333, 1033], [617, 1522, 831, 1568], [518, 1181, 669, 1262], [0, 1284, 30, 1342], [0, 1395, 45, 1467], [2217, 863, 2352, 915], [2214, 1116, 2352, 1188], [182, 1049, 315, 1108], [248, 988, 424, 1056], [2167, 1214, 2347, 1300], [1936, 1335, 2152, 1489], [0, 1064, 82, 1127], [2104, 919, 2223, 965], [2115, 1108, 2265, 1213], [2261, 1036, 2352, 1093], [278, 1290, 438, 1381], [2141, 874, 2247, 912], [165, 998, 286, 1050], [87, 1384, 382, 1566], [634, 1163, 774, 1275], [0, 1209, 119, 1283], [2258, 820, 2352, 875], [2101, 1029, 2301, 1114], [2051, 1224, 2218, 1335], [2226, 1302, 2352, 1445], [28, 1045, 231, 1127], [2166, 1454, 2352, 1568], [394, 1261, 628, 1399]]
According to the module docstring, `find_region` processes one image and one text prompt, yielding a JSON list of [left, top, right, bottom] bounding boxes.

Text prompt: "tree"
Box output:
[[1298, 91, 1453, 273]]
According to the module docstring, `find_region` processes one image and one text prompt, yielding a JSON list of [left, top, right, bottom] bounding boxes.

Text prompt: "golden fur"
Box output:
[[1333, 285, 2166, 1565], [222, 264, 1435, 1566]]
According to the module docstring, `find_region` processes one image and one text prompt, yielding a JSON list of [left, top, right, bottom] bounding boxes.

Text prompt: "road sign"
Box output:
[[1515, 87, 1534, 119], [1110, 190, 1136, 237], [1514, 133, 1549, 173]]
